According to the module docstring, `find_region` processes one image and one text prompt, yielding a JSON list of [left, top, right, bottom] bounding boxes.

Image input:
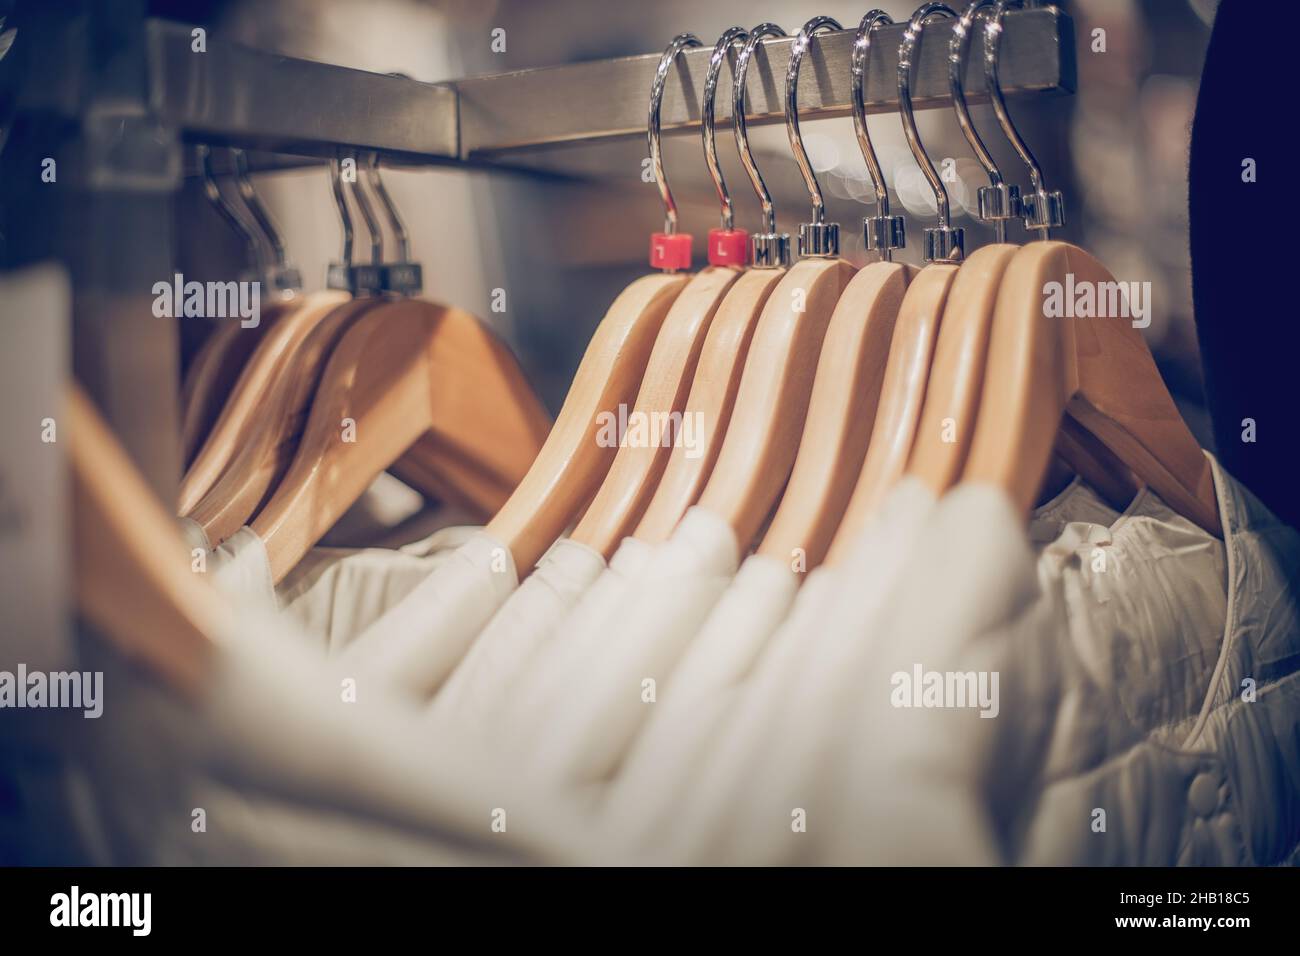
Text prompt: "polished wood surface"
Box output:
[[963, 241, 1219, 534], [571, 266, 741, 557], [633, 267, 785, 544], [758, 260, 914, 570], [696, 258, 857, 552]]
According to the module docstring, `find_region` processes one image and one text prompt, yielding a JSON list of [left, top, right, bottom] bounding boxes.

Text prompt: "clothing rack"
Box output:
[[0, 1, 1074, 503]]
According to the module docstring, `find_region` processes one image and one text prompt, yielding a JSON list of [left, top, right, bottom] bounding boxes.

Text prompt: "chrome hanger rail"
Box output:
[[19, 10, 1072, 172]]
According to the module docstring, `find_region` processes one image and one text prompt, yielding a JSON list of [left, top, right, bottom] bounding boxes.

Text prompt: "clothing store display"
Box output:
[[4, 1, 1296, 880]]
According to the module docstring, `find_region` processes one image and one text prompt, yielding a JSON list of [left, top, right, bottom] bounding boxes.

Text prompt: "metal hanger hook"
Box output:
[[702, 27, 748, 231], [984, 0, 1063, 238], [365, 152, 410, 264], [733, 23, 787, 240], [951, 0, 1022, 242], [898, 2, 964, 262], [648, 33, 702, 236], [786, 16, 841, 229], [196, 144, 262, 279], [852, 10, 905, 261]]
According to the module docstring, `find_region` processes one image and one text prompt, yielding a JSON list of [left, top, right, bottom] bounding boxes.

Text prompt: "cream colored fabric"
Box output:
[[429, 536, 606, 737], [617, 478, 939, 862], [15, 603, 598, 866], [525, 506, 739, 786], [340, 531, 519, 698], [503, 536, 655, 754], [192, 522, 478, 653]]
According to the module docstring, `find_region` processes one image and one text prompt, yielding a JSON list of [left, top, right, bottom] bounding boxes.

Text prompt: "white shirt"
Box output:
[[525, 506, 739, 785], [340, 531, 518, 699], [187, 521, 479, 653], [501, 536, 655, 754], [428, 536, 606, 737]]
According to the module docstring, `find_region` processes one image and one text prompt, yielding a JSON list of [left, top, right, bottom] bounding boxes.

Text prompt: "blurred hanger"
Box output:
[[826, 3, 966, 565], [907, 0, 1137, 507], [250, 155, 555, 582], [176, 148, 352, 515], [569, 33, 744, 558], [179, 145, 296, 466], [182, 155, 398, 545], [962, 0, 1219, 535], [70, 384, 219, 698], [693, 16, 857, 553], [634, 23, 791, 543], [757, 11, 916, 572]]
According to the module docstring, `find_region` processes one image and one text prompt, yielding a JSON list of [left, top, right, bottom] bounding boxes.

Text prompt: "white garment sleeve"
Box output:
[[429, 537, 606, 738], [526, 507, 739, 785], [339, 531, 518, 699]]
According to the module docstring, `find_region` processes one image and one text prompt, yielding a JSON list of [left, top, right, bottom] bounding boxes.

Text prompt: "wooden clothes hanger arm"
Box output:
[[70, 385, 217, 698], [906, 245, 1018, 496], [570, 266, 741, 557], [695, 257, 857, 551], [824, 262, 959, 566], [251, 297, 555, 583], [962, 241, 1220, 535], [633, 267, 784, 544], [757, 260, 914, 570], [179, 302, 286, 466], [177, 290, 351, 513], [484, 273, 688, 572], [184, 297, 379, 546]]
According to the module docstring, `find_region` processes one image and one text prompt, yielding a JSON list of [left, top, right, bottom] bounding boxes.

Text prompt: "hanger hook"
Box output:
[[703, 27, 747, 232], [363, 153, 424, 296], [197, 144, 262, 280], [786, 15, 842, 258], [231, 148, 301, 292], [898, 2, 964, 262], [852, 10, 905, 261], [647, 33, 702, 271], [951, 0, 1023, 242], [734, 23, 790, 268], [984, 0, 1063, 238], [702, 27, 751, 270], [366, 153, 409, 264], [328, 157, 353, 267]]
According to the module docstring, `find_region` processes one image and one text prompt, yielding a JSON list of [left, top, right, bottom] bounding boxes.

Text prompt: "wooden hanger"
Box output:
[[690, 19, 867, 553], [758, 13, 918, 572], [182, 296, 380, 546], [632, 267, 781, 543], [632, 24, 793, 545], [481, 273, 686, 572], [905, 4, 1139, 513], [176, 289, 353, 514], [824, 5, 968, 566], [180, 146, 296, 466], [70, 385, 217, 697], [759, 261, 913, 568], [694, 257, 856, 551], [179, 303, 287, 466], [572, 30, 772, 556], [250, 295, 557, 583], [963, 240, 1219, 534], [569, 265, 740, 557]]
